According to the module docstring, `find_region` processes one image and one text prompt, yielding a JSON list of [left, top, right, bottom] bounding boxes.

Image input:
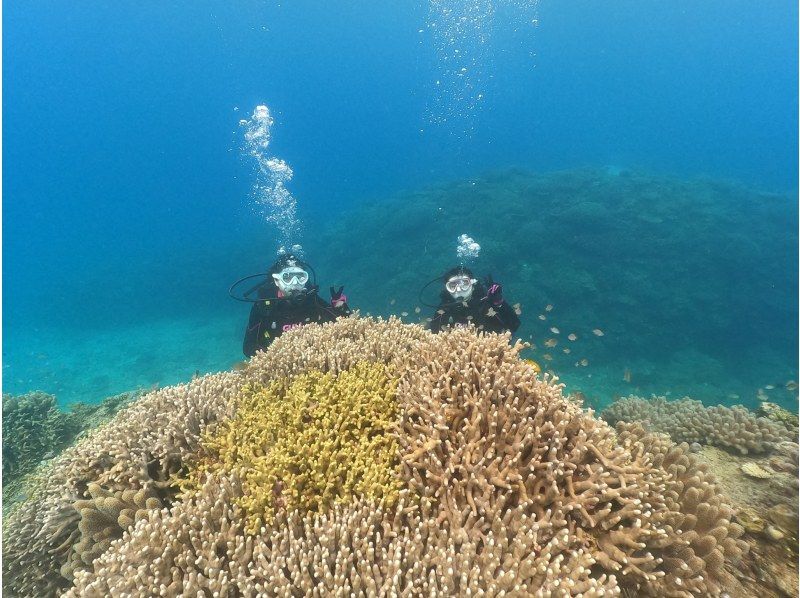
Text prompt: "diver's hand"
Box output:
[[487, 283, 503, 306], [330, 286, 347, 308]]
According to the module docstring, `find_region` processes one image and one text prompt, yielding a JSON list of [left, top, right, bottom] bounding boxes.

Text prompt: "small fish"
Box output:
[[562, 348, 571, 354], [592, 329, 604, 337], [567, 333, 577, 341], [538, 314, 546, 321], [513, 303, 521, 311], [580, 358, 589, 366], [401, 311, 409, 317], [390, 299, 396, 305], [544, 338, 558, 348], [437, 309, 445, 315], [486, 307, 497, 317], [462, 301, 469, 307], [786, 380, 798, 391], [414, 307, 421, 314], [764, 385, 775, 390], [550, 327, 560, 334], [514, 306, 522, 316], [466, 315, 474, 320], [543, 353, 553, 361], [545, 304, 553, 312], [524, 358, 541, 373], [727, 393, 739, 399], [623, 368, 632, 383]]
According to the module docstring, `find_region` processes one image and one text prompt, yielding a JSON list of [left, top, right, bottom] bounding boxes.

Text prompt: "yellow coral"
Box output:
[[184, 362, 402, 533]]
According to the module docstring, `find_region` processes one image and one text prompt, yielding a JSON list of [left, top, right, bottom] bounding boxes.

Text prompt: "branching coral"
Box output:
[[2, 389, 144, 499], [602, 395, 790, 455], [2, 391, 78, 483], [4, 317, 752, 597], [2, 372, 241, 597], [183, 362, 403, 533]]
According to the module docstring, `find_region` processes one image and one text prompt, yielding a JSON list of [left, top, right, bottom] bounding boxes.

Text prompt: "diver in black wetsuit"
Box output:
[[242, 254, 350, 357], [428, 266, 520, 334]]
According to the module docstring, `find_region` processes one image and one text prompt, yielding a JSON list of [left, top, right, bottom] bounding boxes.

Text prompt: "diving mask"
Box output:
[[446, 275, 476, 299], [273, 266, 309, 295]]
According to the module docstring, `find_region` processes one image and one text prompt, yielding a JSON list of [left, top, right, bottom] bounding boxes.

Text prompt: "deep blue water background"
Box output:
[[4, 1, 798, 408]]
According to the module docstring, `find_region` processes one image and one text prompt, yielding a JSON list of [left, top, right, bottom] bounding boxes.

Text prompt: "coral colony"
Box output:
[[9, 316, 794, 597]]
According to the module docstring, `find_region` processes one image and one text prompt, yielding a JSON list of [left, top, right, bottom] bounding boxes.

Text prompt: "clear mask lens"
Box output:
[[446, 276, 474, 294], [279, 268, 309, 285]]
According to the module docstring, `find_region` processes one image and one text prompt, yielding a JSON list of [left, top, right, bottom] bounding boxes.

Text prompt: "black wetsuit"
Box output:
[[429, 283, 520, 334], [243, 288, 350, 357]]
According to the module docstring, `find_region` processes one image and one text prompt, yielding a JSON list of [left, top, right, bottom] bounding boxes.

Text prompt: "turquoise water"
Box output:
[[4, 1, 798, 412]]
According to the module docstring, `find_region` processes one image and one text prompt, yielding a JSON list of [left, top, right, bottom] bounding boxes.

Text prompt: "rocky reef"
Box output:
[[3, 317, 775, 596]]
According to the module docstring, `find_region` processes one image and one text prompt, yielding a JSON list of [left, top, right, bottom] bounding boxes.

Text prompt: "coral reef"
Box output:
[[182, 362, 403, 532], [758, 401, 799, 438], [2, 390, 143, 489], [2, 391, 77, 484], [310, 168, 798, 405], [602, 395, 792, 455], [3, 318, 761, 596], [684, 443, 799, 598]]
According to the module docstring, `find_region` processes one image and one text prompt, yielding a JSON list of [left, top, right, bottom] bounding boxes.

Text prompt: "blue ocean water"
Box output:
[[3, 1, 797, 410]]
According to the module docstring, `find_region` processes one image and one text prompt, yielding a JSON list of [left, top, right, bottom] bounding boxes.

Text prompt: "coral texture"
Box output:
[[2, 391, 76, 483], [2, 372, 241, 596], [183, 362, 403, 533], [5, 317, 750, 597], [602, 395, 791, 455], [2, 389, 143, 500]]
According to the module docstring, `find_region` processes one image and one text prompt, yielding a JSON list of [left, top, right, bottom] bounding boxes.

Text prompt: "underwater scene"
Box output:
[[3, 1, 798, 597]]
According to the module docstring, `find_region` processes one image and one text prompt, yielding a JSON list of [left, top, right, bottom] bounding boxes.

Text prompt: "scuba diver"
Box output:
[[427, 266, 520, 334], [237, 253, 350, 357]]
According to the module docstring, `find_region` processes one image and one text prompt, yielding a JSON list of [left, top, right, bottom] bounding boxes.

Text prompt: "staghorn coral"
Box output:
[[243, 313, 430, 385], [69, 473, 621, 597], [2, 371, 241, 597], [182, 362, 403, 533], [602, 395, 790, 455], [6, 317, 752, 597]]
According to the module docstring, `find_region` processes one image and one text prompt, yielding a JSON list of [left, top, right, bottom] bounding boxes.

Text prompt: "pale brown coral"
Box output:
[[56, 482, 164, 581], [603, 395, 790, 455], [2, 371, 241, 597], [69, 473, 621, 597], [616, 422, 748, 597], [5, 318, 753, 597]]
